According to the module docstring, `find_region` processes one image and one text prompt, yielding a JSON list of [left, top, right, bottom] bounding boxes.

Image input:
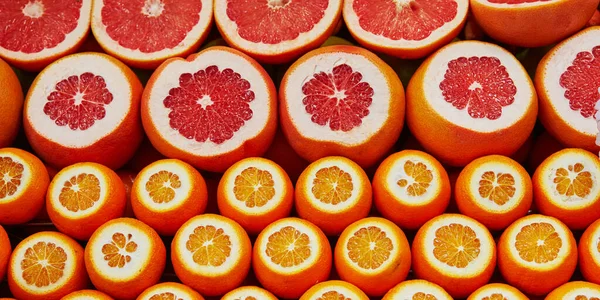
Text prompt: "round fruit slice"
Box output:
[[467, 283, 528, 300], [132, 159, 208, 236], [47, 162, 127, 240], [142, 46, 277, 173], [498, 214, 577, 296], [214, 0, 342, 64], [280, 45, 405, 168], [373, 150, 451, 230], [253, 217, 332, 299], [406, 40, 537, 167], [0, 58, 23, 149], [535, 26, 600, 153], [91, 0, 213, 69], [0, 148, 50, 225], [222, 286, 278, 300], [382, 280, 453, 300], [334, 217, 411, 297], [24, 52, 143, 170], [217, 157, 293, 235], [85, 218, 166, 300], [296, 156, 372, 236], [7, 231, 88, 300], [0, 225, 11, 283], [172, 214, 252, 296], [300, 280, 369, 300], [455, 155, 533, 231], [578, 219, 600, 284], [137, 282, 204, 300], [533, 148, 600, 230], [61, 289, 113, 300], [412, 213, 496, 298], [343, 0, 469, 59], [0, 0, 92, 71], [546, 281, 600, 300]]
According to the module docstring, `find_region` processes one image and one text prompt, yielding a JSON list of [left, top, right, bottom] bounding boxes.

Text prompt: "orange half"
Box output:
[[579, 219, 600, 285]]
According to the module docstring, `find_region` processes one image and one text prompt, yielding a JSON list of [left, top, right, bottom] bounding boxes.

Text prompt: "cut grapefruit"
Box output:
[[299, 280, 369, 300], [61, 289, 113, 300], [546, 281, 600, 300], [142, 46, 277, 173], [137, 282, 205, 300], [0, 58, 23, 148], [222, 286, 278, 300], [406, 40, 537, 167], [0, 225, 10, 282], [280, 45, 405, 168], [382, 280, 453, 300], [0, 0, 91, 71], [24, 52, 143, 170], [343, 0, 469, 59], [467, 283, 528, 300], [579, 219, 600, 284]]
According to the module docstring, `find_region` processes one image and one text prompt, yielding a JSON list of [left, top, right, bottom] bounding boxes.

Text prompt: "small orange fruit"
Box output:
[[61, 289, 113, 300], [300, 280, 369, 300], [171, 214, 252, 296], [545, 281, 600, 300], [0, 225, 11, 282], [222, 286, 278, 300], [0, 58, 23, 148], [579, 219, 600, 285], [412, 214, 497, 298], [382, 279, 453, 300], [467, 283, 528, 300], [253, 217, 332, 299], [137, 282, 204, 300]]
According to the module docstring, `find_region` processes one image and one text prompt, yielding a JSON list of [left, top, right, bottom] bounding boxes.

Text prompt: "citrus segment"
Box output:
[[579, 219, 600, 284], [0, 225, 10, 283], [545, 281, 600, 300], [137, 282, 204, 300], [222, 286, 278, 300], [300, 280, 369, 300], [433, 223, 480, 268], [233, 167, 275, 207], [0, 58, 23, 148], [467, 283, 528, 300], [382, 280, 453, 300], [61, 289, 114, 300]]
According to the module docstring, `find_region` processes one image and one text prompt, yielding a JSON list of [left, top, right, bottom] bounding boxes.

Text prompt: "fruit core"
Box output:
[[347, 226, 393, 269], [559, 46, 600, 119], [146, 170, 182, 204], [141, 0, 165, 17], [59, 173, 101, 212], [433, 223, 481, 268], [318, 291, 351, 300], [150, 292, 182, 300], [397, 160, 433, 196], [187, 225, 232, 267], [478, 171, 516, 205], [312, 166, 354, 205], [266, 226, 311, 267], [0, 157, 23, 200], [102, 232, 138, 268], [233, 167, 275, 208], [515, 222, 561, 263], [21, 241, 66, 287], [553, 163, 592, 198], [412, 292, 437, 300], [22, 1, 44, 18]]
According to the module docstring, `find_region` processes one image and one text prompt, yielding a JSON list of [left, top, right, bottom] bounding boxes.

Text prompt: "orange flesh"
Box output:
[[149, 293, 183, 300], [318, 291, 351, 300], [102, 233, 138, 268], [186, 225, 232, 267], [478, 171, 516, 205], [347, 226, 393, 270], [514, 222, 562, 263], [59, 173, 101, 212], [0, 156, 23, 199], [265, 226, 311, 267], [412, 292, 437, 300], [146, 170, 182, 204], [433, 223, 481, 268], [397, 160, 433, 196], [233, 167, 276, 208], [482, 294, 507, 300], [21, 241, 66, 287], [554, 163, 593, 198], [575, 296, 600, 300], [312, 166, 353, 205]]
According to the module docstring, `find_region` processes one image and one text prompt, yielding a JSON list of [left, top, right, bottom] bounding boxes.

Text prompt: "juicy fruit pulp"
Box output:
[[433, 223, 481, 268], [233, 167, 275, 208], [312, 166, 353, 205], [0, 157, 23, 200], [21, 241, 67, 287], [146, 170, 182, 204], [553, 163, 592, 198], [347, 226, 393, 270], [559, 46, 600, 119], [59, 173, 101, 212], [515, 222, 561, 263], [186, 225, 232, 267], [397, 160, 433, 197], [266, 226, 311, 267], [478, 171, 516, 205], [102, 233, 137, 268]]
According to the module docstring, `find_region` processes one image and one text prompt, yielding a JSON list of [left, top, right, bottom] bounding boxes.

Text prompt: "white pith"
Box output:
[[284, 51, 391, 145], [48, 165, 109, 219], [0, 152, 32, 204], [306, 284, 364, 300], [214, 0, 341, 55], [386, 280, 452, 300], [423, 41, 534, 133], [139, 285, 196, 300], [590, 226, 600, 266], [469, 285, 523, 299], [343, 0, 468, 49], [92, 0, 213, 61], [22, 1, 44, 18], [562, 287, 600, 299], [135, 161, 193, 212], [383, 154, 442, 206], [466, 161, 525, 212], [146, 48, 272, 156], [26, 54, 132, 148], [223, 286, 276, 300], [0, 0, 91, 62], [472, 0, 560, 8]]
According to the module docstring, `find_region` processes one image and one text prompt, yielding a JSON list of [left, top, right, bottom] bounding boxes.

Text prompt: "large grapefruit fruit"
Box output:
[[0, 58, 23, 148]]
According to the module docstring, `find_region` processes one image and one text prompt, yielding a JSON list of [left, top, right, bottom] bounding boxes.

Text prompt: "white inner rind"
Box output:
[[423, 42, 533, 132], [306, 285, 364, 300], [147, 48, 272, 156], [49, 165, 109, 219], [26, 54, 132, 148], [562, 287, 600, 299], [384, 155, 442, 206], [135, 161, 193, 212], [139, 285, 197, 300], [472, 0, 560, 8], [591, 226, 600, 266], [284, 51, 391, 145], [223, 287, 275, 300], [467, 162, 525, 212], [0, 152, 33, 204], [470, 286, 523, 299], [386, 281, 452, 300]]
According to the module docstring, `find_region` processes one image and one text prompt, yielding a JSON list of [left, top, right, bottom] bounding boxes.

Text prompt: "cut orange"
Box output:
[[0, 148, 50, 225], [171, 214, 252, 296], [0, 58, 23, 148], [61, 289, 113, 300], [412, 213, 497, 298], [579, 219, 600, 285], [533, 148, 600, 230], [527, 131, 565, 172], [253, 217, 332, 299], [0, 225, 10, 282], [455, 155, 533, 231], [137, 282, 204, 300], [497, 214, 577, 296], [373, 150, 451, 230], [47, 162, 127, 240], [85, 218, 166, 300], [546, 281, 600, 300], [280, 45, 405, 168], [132, 159, 208, 236], [334, 217, 411, 297], [141, 46, 277, 173], [382, 279, 453, 300], [406, 40, 537, 167], [24, 52, 144, 170], [467, 283, 528, 300], [300, 280, 369, 300], [7, 231, 88, 300], [222, 286, 278, 300], [296, 156, 372, 236], [217, 157, 293, 235]]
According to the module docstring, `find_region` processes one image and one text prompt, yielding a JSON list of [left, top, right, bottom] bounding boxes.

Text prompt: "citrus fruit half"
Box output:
[[545, 281, 600, 300], [467, 283, 528, 300], [579, 219, 600, 285], [382, 279, 453, 300], [61, 289, 113, 300], [137, 282, 204, 300], [222, 286, 278, 300], [300, 280, 369, 300], [0, 58, 23, 149], [0, 225, 11, 283]]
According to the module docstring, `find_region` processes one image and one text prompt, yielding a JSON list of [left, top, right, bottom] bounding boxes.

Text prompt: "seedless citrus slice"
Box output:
[[142, 46, 277, 173], [406, 40, 537, 167], [85, 218, 166, 300], [61, 289, 113, 300], [7, 231, 87, 300], [222, 286, 278, 300], [382, 280, 452, 300], [137, 282, 204, 300], [0, 225, 11, 283], [546, 281, 600, 300], [0, 58, 23, 148], [300, 280, 369, 300], [24, 52, 143, 170], [467, 283, 528, 300], [578, 219, 600, 284]]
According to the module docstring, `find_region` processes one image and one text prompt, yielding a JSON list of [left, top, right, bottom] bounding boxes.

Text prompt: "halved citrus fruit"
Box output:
[[172, 214, 252, 296], [0, 0, 91, 71], [579, 219, 600, 284], [382, 279, 453, 300], [280, 45, 405, 168], [47, 162, 127, 241], [373, 150, 451, 230], [7, 231, 88, 300], [546, 281, 600, 300], [406, 40, 537, 167], [533, 148, 600, 230], [0, 225, 11, 282], [467, 283, 528, 300], [214, 0, 342, 64], [253, 217, 332, 299], [300, 280, 369, 300], [61, 289, 113, 300], [0, 148, 50, 225], [334, 217, 411, 297], [412, 213, 496, 298], [222, 286, 278, 300], [497, 214, 577, 296], [217, 157, 293, 235], [535, 26, 600, 153], [132, 158, 208, 236], [0, 58, 23, 149], [85, 218, 166, 300], [141, 46, 277, 173], [295, 156, 372, 236], [343, 0, 469, 59], [23, 52, 143, 170], [137, 282, 204, 300]]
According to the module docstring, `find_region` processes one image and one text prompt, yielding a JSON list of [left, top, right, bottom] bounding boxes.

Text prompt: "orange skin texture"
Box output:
[[23, 53, 144, 170], [406, 41, 537, 167], [280, 45, 405, 169], [467, 283, 528, 300], [300, 280, 369, 300], [373, 150, 451, 230], [85, 218, 166, 300], [526, 131, 564, 172], [545, 281, 600, 299], [47, 163, 127, 240], [0, 148, 50, 225], [142, 46, 278, 173], [0, 58, 23, 148], [62, 289, 114, 300], [0, 225, 11, 283], [117, 170, 137, 218], [579, 219, 600, 285], [470, 0, 599, 47], [136, 282, 204, 300]]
